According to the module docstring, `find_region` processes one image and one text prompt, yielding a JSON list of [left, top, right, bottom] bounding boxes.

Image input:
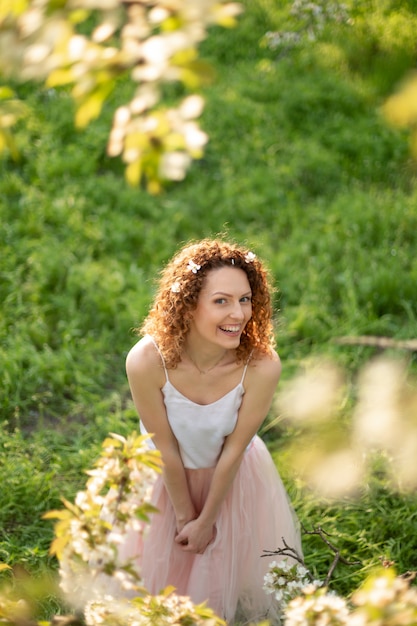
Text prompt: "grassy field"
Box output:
[[1, 0, 417, 610]]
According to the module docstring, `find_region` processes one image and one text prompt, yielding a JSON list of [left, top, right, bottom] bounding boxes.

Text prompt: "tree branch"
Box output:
[[262, 525, 361, 587], [334, 335, 417, 352]]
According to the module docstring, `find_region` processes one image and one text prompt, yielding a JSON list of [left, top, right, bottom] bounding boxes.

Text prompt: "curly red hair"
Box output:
[[140, 239, 276, 367]]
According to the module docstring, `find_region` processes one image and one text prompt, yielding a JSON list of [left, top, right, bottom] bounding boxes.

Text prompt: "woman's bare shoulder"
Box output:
[[249, 348, 282, 383], [126, 335, 161, 376]]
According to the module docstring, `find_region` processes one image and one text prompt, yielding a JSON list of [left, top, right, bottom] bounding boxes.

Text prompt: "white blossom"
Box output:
[[284, 587, 350, 626], [263, 558, 316, 608]]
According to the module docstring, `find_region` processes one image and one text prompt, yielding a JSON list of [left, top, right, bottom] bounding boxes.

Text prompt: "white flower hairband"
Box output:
[[171, 252, 256, 293], [170, 259, 201, 293], [230, 251, 257, 265], [245, 251, 256, 263], [187, 260, 201, 273]]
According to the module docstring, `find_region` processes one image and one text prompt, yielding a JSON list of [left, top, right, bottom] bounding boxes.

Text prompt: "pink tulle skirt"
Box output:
[[131, 436, 302, 623]]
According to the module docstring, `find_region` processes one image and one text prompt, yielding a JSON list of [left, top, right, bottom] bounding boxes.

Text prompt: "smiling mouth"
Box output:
[[219, 325, 241, 334]]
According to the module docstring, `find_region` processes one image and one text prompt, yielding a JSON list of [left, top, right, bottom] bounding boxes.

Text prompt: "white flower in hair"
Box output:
[[245, 251, 256, 263], [171, 281, 181, 293], [187, 260, 201, 273]]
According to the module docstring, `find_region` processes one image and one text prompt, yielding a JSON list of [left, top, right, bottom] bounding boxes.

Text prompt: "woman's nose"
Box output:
[[231, 302, 245, 320]]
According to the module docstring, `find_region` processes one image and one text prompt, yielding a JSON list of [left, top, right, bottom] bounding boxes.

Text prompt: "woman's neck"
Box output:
[[182, 341, 230, 375]]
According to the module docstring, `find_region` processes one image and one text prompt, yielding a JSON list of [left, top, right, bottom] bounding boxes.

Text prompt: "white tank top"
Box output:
[[140, 337, 251, 469]]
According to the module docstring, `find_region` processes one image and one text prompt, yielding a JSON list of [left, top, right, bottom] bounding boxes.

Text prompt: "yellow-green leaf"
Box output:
[[60, 497, 82, 515], [107, 432, 127, 444], [0, 563, 11, 571], [180, 60, 216, 89], [0, 130, 7, 153], [383, 73, 417, 128], [42, 508, 71, 520], [46, 68, 75, 87], [0, 128, 19, 159], [160, 16, 182, 32], [160, 585, 176, 596], [124, 131, 149, 151], [0, 0, 29, 18], [75, 96, 103, 128], [0, 86, 16, 99], [102, 436, 123, 448], [49, 535, 70, 558], [75, 82, 114, 128], [125, 159, 142, 186], [146, 177, 162, 195], [68, 8, 90, 24]]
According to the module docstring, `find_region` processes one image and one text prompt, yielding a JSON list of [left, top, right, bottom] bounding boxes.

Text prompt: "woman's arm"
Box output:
[[126, 337, 196, 531], [175, 351, 282, 553]]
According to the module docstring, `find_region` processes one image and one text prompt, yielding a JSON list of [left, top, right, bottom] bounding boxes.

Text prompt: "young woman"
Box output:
[[125, 239, 301, 623]]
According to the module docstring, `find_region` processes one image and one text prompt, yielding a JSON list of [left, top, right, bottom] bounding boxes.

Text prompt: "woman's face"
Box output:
[[188, 266, 252, 349]]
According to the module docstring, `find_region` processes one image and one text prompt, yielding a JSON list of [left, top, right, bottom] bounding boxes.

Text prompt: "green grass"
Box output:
[[1, 0, 417, 612], [272, 447, 417, 598]]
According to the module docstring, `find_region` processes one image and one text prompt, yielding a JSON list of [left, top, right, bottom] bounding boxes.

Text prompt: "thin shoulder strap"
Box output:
[[148, 335, 169, 382], [240, 351, 253, 385]]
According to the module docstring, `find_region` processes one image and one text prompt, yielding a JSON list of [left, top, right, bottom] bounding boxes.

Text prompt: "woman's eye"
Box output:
[[240, 296, 252, 303], [215, 298, 226, 304]]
